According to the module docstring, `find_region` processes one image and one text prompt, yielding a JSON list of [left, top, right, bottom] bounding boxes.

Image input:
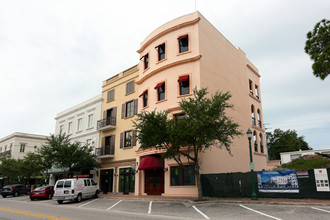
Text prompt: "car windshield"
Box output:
[[34, 186, 47, 191]]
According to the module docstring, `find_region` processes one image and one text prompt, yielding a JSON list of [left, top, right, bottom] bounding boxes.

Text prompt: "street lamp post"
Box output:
[[246, 128, 258, 200]]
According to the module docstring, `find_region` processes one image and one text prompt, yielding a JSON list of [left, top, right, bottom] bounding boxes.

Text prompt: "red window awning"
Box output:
[[178, 34, 188, 40], [138, 156, 164, 170], [154, 82, 165, 89], [139, 90, 147, 97], [178, 75, 189, 82]]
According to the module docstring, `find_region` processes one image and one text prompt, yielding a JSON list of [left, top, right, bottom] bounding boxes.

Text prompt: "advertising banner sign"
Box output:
[[257, 170, 299, 193], [314, 169, 330, 192]]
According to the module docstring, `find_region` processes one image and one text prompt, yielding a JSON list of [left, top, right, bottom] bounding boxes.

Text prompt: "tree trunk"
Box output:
[[195, 164, 203, 200]]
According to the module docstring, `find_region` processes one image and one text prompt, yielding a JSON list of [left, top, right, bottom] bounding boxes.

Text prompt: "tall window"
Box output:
[[124, 131, 132, 148], [119, 168, 135, 193], [77, 118, 83, 132], [249, 80, 253, 95], [126, 101, 133, 117], [155, 82, 165, 101], [178, 34, 189, 53], [88, 114, 94, 128], [20, 144, 26, 153], [253, 131, 258, 152], [156, 43, 166, 61], [171, 165, 195, 186], [260, 134, 264, 153], [178, 75, 189, 95], [60, 125, 64, 133], [257, 109, 262, 128], [126, 81, 134, 94], [143, 53, 149, 69], [107, 90, 114, 102], [251, 105, 255, 125], [139, 90, 148, 108], [68, 122, 73, 134], [255, 85, 259, 99], [121, 99, 138, 119]]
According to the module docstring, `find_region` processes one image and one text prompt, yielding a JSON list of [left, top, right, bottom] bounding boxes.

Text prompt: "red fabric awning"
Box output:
[[178, 75, 189, 82], [138, 156, 164, 170], [154, 82, 165, 89], [139, 90, 147, 97], [178, 34, 188, 40]]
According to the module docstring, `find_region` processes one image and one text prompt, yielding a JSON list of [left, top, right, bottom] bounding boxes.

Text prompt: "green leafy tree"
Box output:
[[304, 19, 330, 80], [268, 129, 311, 160], [39, 132, 99, 177], [21, 153, 46, 185], [0, 157, 22, 184], [134, 88, 242, 200]]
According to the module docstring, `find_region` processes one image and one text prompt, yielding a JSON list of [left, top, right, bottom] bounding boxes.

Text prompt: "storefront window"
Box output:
[[170, 165, 195, 186]]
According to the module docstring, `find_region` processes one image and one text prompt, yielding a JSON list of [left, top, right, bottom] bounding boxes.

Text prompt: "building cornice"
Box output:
[[136, 55, 202, 85], [247, 64, 260, 78], [0, 132, 48, 143], [137, 17, 201, 53]]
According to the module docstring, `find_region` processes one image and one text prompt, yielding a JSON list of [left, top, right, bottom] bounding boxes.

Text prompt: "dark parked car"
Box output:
[[30, 186, 54, 200], [1, 184, 30, 198]]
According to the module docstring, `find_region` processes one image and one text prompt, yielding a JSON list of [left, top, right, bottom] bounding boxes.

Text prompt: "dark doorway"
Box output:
[[100, 169, 113, 193], [145, 169, 164, 195], [119, 168, 135, 194]]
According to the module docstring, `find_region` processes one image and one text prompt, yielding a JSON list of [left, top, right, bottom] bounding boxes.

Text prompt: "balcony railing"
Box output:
[[97, 117, 116, 131], [96, 145, 115, 158], [0, 150, 11, 157]]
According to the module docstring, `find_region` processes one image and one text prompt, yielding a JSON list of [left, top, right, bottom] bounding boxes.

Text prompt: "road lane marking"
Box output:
[[0, 207, 70, 220], [78, 198, 98, 207], [239, 204, 282, 220], [148, 201, 152, 214], [192, 206, 210, 219], [106, 200, 122, 210], [311, 207, 330, 213]]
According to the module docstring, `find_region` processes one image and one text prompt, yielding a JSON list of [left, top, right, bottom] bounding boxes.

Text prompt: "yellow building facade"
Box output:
[[97, 65, 139, 194]]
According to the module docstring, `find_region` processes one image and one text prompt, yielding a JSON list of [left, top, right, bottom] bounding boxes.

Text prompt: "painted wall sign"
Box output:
[[257, 170, 299, 193], [314, 169, 330, 192]]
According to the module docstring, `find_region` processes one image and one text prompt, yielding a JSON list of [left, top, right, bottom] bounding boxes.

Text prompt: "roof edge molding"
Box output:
[[136, 55, 202, 85], [137, 17, 201, 53]]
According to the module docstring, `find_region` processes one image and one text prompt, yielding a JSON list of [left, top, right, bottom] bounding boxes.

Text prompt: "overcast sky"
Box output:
[[0, 0, 329, 150]]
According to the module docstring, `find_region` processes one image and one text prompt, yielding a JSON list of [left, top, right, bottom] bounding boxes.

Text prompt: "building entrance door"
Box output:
[[145, 169, 164, 195], [100, 169, 113, 193]]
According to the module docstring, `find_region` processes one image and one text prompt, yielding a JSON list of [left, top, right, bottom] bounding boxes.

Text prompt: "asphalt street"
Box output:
[[0, 195, 329, 220]]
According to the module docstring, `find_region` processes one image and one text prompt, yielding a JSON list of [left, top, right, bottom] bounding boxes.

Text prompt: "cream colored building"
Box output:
[[97, 65, 139, 194], [0, 132, 48, 160], [134, 12, 268, 197]]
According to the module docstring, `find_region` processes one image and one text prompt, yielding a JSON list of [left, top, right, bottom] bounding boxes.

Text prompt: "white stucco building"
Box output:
[[49, 95, 102, 184], [0, 132, 48, 160], [280, 149, 330, 164]]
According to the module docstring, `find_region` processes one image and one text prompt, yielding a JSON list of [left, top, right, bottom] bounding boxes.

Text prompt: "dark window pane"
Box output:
[[158, 83, 165, 101], [183, 166, 195, 185], [126, 101, 133, 117], [179, 78, 189, 95], [171, 166, 182, 186], [158, 43, 165, 61], [144, 54, 149, 69], [143, 90, 148, 107], [179, 36, 189, 53]]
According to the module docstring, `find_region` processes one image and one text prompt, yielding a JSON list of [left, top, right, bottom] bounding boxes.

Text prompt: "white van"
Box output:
[[53, 178, 99, 204]]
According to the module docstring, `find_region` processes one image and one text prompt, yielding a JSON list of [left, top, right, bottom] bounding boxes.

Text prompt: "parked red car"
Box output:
[[30, 186, 54, 200]]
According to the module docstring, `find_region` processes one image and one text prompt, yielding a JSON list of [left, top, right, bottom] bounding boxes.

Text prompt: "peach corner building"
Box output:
[[97, 11, 270, 197]]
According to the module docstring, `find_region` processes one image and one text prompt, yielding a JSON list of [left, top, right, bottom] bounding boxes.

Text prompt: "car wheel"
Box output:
[[94, 190, 99, 198], [2, 195, 7, 198], [75, 194, 82, 203], [57, 200, 63, 204], [14, 192, 19, 197], [30, 198, 35, 201], [48, 194, 52, 200]]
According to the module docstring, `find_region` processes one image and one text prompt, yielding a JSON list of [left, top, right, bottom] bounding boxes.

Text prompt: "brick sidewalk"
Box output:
[[98, 193, 330, 206]]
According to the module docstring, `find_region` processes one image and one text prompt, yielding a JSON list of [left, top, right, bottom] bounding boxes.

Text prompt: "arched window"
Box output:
[[253, 131, 258, 152], [260, 133, 264, 153], [251, 105, 255, 125], [257, 109, 262, 128]]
